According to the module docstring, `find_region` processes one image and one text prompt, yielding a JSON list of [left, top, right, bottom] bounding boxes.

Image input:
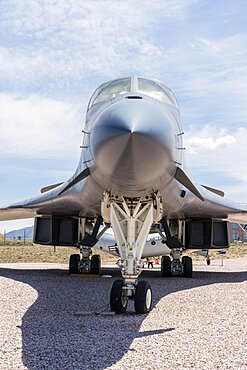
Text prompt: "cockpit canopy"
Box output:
[[88, 77, 178, 109], [93, 78, 131, 105]]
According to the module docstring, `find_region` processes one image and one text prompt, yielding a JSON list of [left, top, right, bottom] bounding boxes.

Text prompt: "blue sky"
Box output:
[[0, 0, 247, 233]]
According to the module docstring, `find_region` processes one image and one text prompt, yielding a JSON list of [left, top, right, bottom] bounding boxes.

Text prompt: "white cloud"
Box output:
[[1, 1, 247, 118], [184, 126, 247, 201], [187, 130, 237, 151], [0, 93, 83, 159], [0, 0, 199, 91]]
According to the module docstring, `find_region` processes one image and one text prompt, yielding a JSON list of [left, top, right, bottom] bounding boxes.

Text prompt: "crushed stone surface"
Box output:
[[0, 258, 246, 370]]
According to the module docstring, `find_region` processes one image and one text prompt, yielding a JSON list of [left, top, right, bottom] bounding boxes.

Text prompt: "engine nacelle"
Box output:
[[34, 216, 78, 246], [185, 220, 230, 249]]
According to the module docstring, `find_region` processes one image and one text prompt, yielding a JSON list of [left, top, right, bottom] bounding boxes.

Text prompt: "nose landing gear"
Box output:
[[110, 279, 152, 314], [102, 191, 162, 314]]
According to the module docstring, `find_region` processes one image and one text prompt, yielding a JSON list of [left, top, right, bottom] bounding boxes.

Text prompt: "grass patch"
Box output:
[[0, 240, 246, 264], [218, 242, 247, 259], [0, 240, 118, 263], [190, 242, 247, 260]]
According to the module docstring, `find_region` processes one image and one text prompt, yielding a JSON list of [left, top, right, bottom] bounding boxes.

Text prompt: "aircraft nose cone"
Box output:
[[90, 99, 175, 190]]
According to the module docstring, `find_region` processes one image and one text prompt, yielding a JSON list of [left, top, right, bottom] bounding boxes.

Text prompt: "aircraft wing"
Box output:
[[172, 166, 247, 223], [183, 184, 247, 224], [0, 206, 37, 221], [0, 167, 91, 221], [0, 189, 61, 221]]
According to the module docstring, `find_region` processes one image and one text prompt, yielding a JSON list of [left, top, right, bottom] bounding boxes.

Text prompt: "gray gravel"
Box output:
[[0, 258, 246, 370]]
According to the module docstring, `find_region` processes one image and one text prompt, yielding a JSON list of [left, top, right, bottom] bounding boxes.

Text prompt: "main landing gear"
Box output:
[[69, 216, 105, 275], [159, 219, 193, 277], [69, 251, 101, 275], [161, 253, 193, 277], [102, 191, 163, 314]]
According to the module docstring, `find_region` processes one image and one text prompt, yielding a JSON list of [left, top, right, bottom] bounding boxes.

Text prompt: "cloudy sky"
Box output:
[[0, 0, 247, 233]]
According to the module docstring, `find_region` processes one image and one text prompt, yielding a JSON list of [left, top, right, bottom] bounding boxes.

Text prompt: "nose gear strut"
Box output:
[[101, 191, 163, 314]]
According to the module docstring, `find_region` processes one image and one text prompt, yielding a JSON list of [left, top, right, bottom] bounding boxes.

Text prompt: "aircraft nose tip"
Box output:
[[90, 100, 174, 190]]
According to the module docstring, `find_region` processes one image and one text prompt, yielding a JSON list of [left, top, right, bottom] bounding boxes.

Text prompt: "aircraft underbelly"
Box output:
[[30, 173, 242, 221]]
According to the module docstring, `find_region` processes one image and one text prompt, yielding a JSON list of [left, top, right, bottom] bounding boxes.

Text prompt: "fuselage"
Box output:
[[72, 76, 185, 216], [84, 76, 182, 198]]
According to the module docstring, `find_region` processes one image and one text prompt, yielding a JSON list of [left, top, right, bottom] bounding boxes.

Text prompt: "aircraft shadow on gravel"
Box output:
[[0, 266, 246, 370]]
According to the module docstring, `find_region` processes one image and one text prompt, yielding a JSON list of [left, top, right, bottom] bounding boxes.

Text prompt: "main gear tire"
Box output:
[[161, 255, 172, 277], [69, 254, 80, 274], [182, 256, 193, 277], [91, 254, 101, 275]]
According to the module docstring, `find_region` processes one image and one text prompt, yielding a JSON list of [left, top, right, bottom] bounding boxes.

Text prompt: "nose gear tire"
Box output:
[[110, 280, 127, 313], [134, 280, 152, 314]]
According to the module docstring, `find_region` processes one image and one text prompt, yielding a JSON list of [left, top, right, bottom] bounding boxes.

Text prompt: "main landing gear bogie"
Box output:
[[69, 253, 101, 275], [161, 254, 193, 277], [110, 280, 152, 314]]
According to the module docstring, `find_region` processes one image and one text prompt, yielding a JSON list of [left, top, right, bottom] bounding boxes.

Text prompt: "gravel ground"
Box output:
[[0, 258, 246, 370]]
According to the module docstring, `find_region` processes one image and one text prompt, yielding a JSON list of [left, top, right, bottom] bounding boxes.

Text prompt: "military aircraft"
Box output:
[[1, 77, 246, 314]]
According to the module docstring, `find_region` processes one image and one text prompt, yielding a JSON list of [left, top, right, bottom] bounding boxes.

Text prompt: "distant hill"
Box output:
[[0, 233, 3, 240], [6, 226, 34, 240]]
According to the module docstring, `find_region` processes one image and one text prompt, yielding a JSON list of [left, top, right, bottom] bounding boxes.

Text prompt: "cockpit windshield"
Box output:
[[92, 78, 131, 106], [137, 78, 175, 106], [88, 77, 178, 110]]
